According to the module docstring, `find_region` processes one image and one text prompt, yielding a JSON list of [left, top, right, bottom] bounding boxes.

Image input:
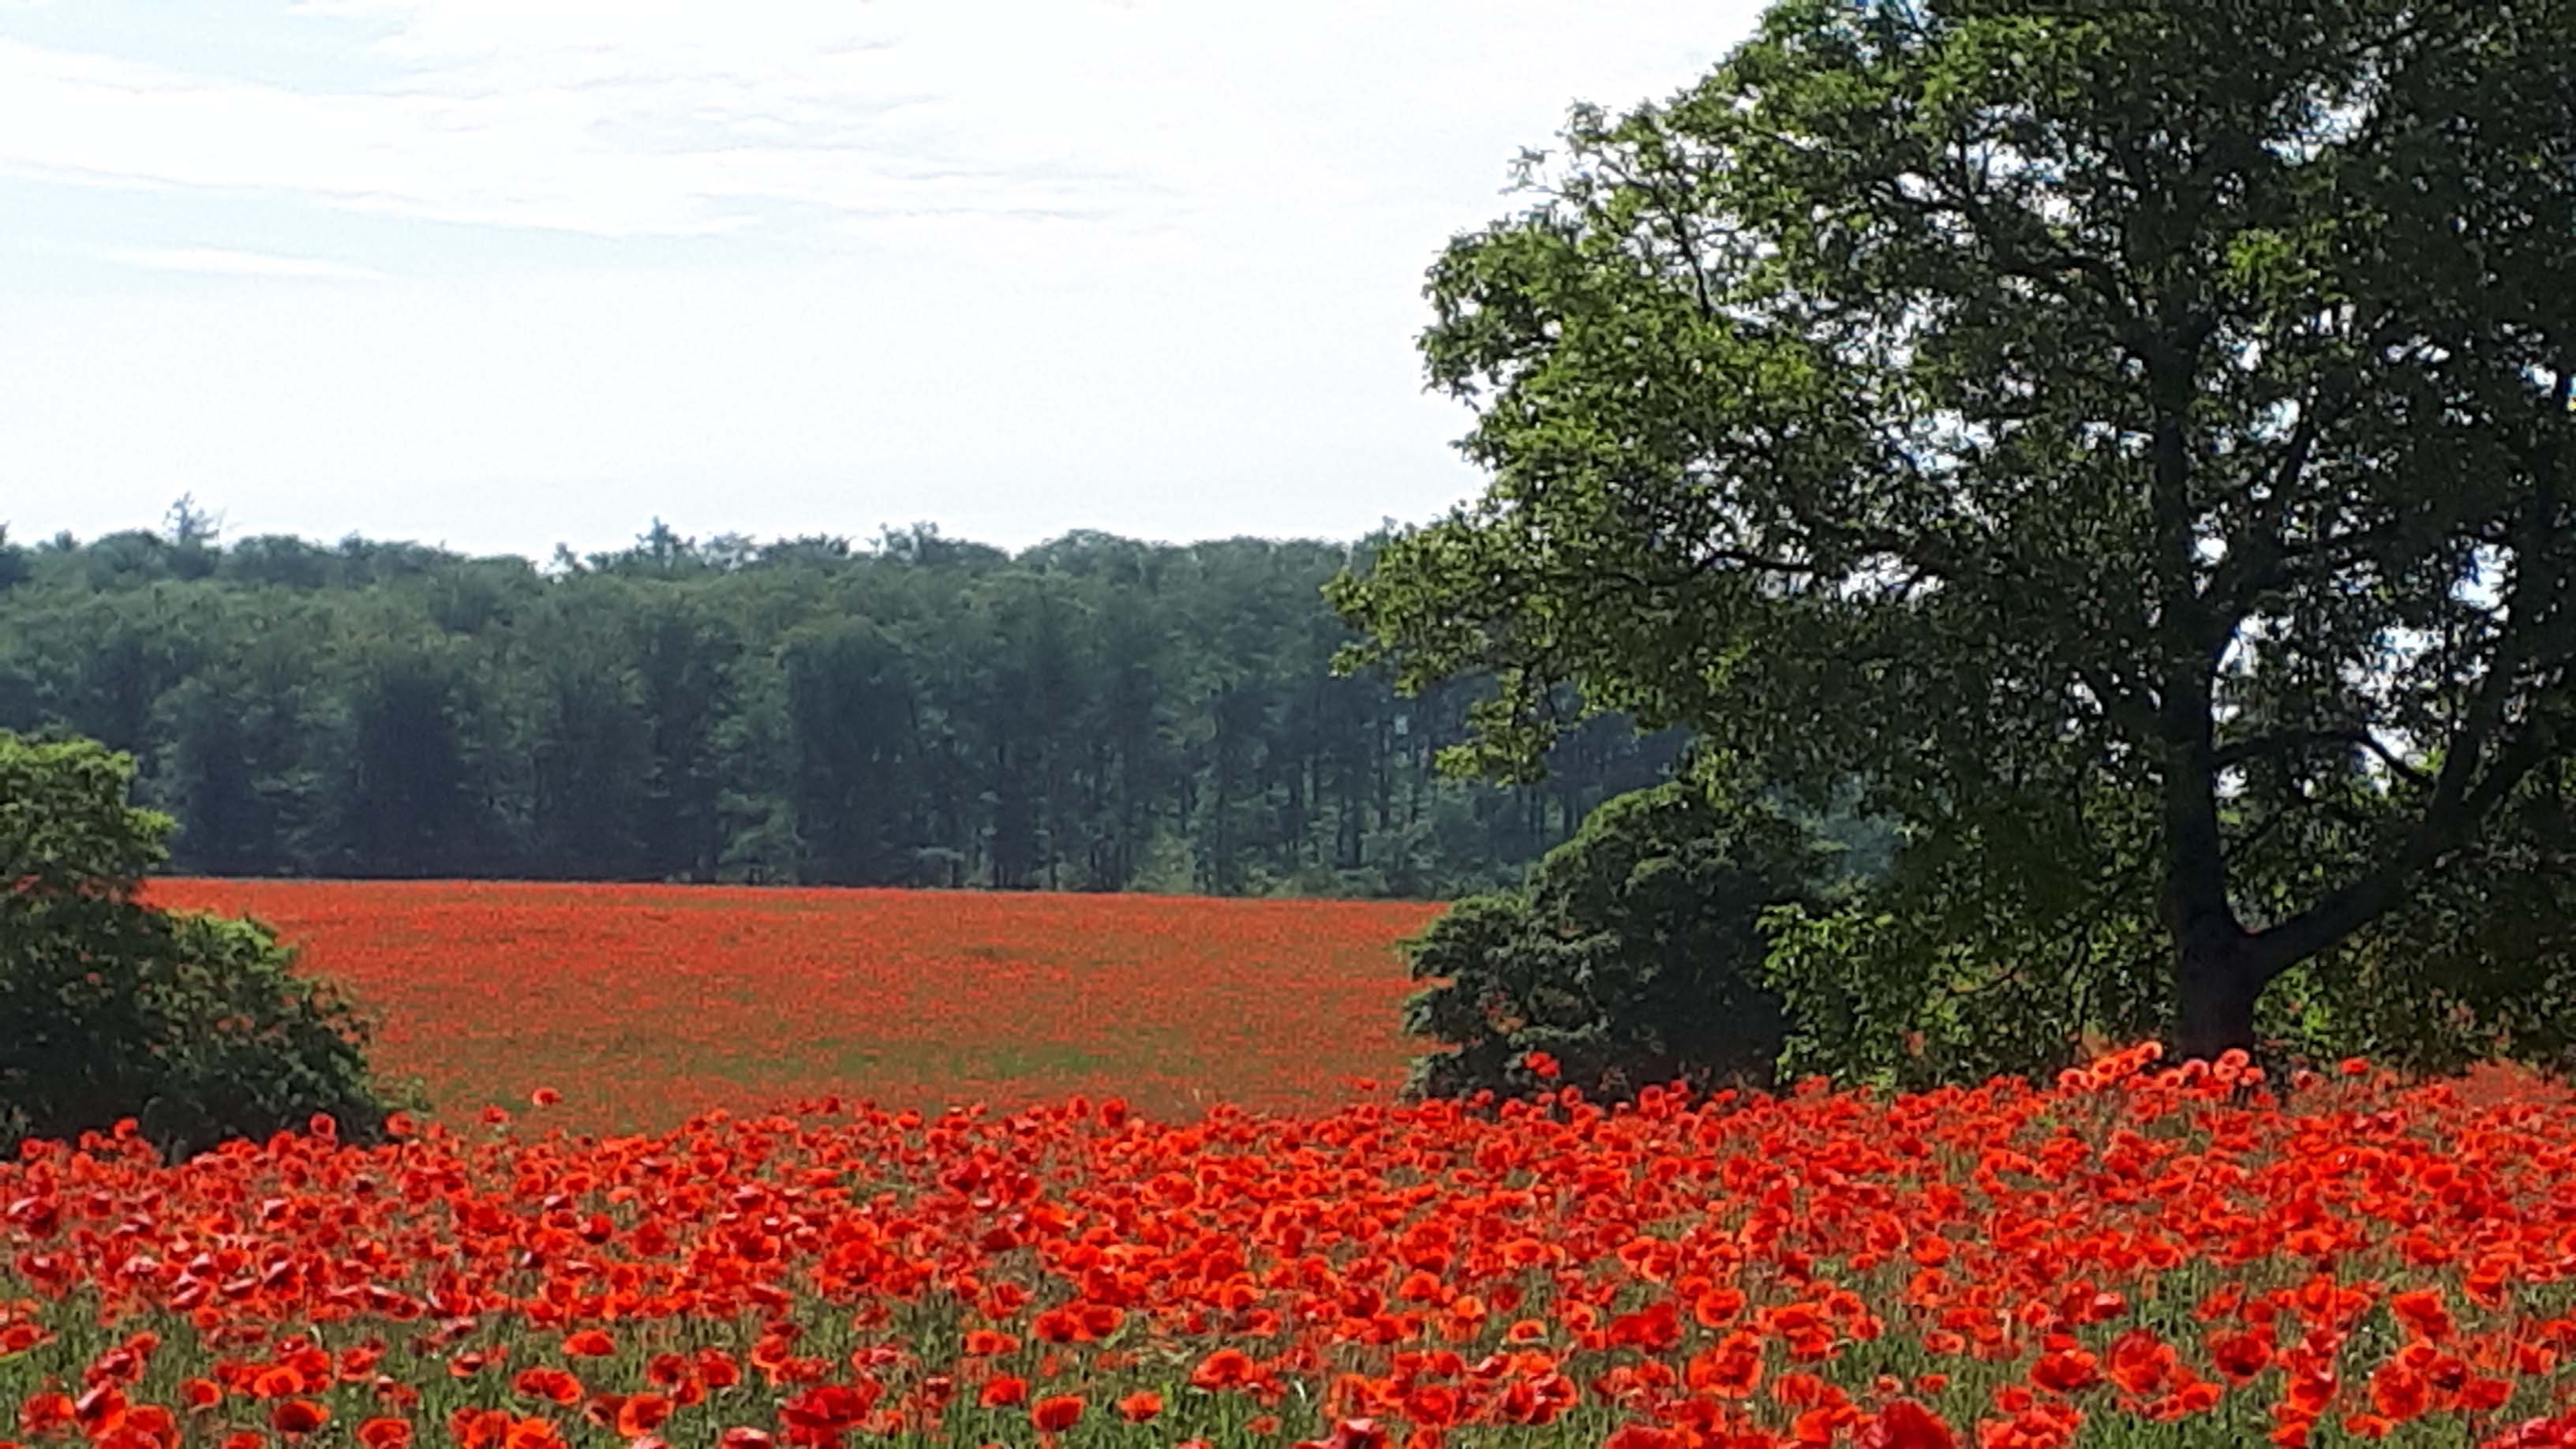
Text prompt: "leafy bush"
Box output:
[[2265, 765, 2576, 1076], [2, 732, 412, 1156], [1402, 781, 1828, 1102], [1762, 759, 2576, 1090]]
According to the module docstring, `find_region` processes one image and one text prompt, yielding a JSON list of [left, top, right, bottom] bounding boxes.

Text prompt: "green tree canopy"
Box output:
[[1335, 0, 2576, 1066], [0, 519, 1690, 898], [1, 732, 410, 1156], [1403, 778, 1828, 1103]]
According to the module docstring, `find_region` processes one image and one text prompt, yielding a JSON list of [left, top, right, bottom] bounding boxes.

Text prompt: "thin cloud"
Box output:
[[103, 245, 387, 280], [0, 13, 1161, 238], [3, 0, 1763, 560], [0, 3, 1736, 241]]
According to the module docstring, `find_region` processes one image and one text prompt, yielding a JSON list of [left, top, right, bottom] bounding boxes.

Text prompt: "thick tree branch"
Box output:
[[2246, 360, 2576, 977], [1924, 148, 2134, 320], [2250, 707, 2565, 974], [2075, 666, 2162, 744], [2203, 397, 2331, 621], [2213, 728, 2433, 788]]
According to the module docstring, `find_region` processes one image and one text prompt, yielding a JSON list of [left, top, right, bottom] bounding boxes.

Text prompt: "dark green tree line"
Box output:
[[0, 521, 1682, 897]]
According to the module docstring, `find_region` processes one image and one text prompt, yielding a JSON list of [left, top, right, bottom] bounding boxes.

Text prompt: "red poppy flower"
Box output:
[[2388, 1290, 2454, 1343], [1331, 1420, 1390, 1449], [73, 1384, 127, 1433], [2368, 1365, 2430, 1423], [1032, 1395, 1084, 1432], [512, 1368, 583, 1406], [1191, 1348, 1255, 1391], [1859, 1401, 1958, 1449], [2031, 1349, 2101, 1394], [618, 1395, 673, 1437], [18, 1392, 73, 1433], [503, 1418, 568, 1449], [2208, 1331, 2272, 1381]]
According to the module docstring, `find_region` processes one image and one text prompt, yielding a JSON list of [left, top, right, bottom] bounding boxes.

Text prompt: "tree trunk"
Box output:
[[2159, 715, 2271, 1062], [2173, 927, 2266, 1064]]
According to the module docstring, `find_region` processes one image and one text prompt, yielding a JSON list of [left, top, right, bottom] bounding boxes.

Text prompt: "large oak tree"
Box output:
[[1335, 0, 2576, 1061]]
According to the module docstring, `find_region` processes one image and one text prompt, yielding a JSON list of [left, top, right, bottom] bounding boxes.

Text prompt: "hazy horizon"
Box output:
[[2, 1, 1762, 559], [16, 506, 1412, 564]]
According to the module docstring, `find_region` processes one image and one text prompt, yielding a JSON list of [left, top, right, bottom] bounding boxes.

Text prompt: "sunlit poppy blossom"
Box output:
[[503, 1417, 569, 1449], [0, 1032, 2565, 1449], [1032, 1395, 1085, 1432], [618, 1394, 674, 1437], [1858, 1400, 1958, 1449]]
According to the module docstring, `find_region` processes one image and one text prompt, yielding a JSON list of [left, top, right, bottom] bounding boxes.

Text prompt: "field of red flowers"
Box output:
[[4, 1046, 2576, 1449], [144, 881, 1443, 1134]]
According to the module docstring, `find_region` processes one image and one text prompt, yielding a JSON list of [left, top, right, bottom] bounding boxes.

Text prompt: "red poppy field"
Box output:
[[6, 884, 2574, 1449], [142, 881, 1447, 1134], [6, 1046, 2576, 1449]]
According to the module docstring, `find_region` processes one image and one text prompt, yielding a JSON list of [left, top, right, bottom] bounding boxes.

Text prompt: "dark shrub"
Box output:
[[1403, 781, 1827, 1103], [2, 732, 412, 1156]]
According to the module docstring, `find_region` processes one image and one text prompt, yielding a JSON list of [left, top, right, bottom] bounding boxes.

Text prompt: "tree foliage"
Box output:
[[1403, 779, 1828, 1102], [1337, 0, 2576, 1071], [1, 732, 410, 1157], [0, 523, 1687, 898]]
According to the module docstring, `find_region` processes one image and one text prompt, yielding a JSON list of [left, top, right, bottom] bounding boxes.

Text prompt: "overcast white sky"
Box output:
[[0, 1, 1759, 559]]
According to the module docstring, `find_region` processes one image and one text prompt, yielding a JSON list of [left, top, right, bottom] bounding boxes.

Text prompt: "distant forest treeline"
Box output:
[[0, 513, 1690, 897]]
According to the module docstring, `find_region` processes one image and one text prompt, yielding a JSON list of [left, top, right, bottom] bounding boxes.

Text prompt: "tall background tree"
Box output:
[[1335, 0, 2576, 1069]]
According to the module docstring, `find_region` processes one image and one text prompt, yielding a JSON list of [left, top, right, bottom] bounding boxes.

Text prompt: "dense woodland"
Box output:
[[0, 512, 1687, 896]]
